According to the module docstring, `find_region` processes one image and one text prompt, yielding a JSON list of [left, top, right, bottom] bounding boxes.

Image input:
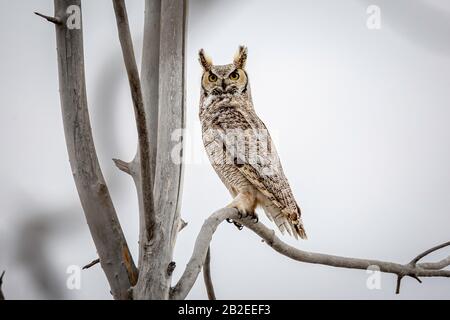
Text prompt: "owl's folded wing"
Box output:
[[212, 107, 307, 239]]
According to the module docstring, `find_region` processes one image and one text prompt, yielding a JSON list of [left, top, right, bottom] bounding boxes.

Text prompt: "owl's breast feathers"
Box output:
[[200, 95, 307, 239]]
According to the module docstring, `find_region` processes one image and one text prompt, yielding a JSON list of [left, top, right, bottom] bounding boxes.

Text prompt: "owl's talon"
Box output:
[[239, 211, 252, 219], [234, 222, 244, 230], [252, 216, 259, 224], [226, 218, 243, 231]]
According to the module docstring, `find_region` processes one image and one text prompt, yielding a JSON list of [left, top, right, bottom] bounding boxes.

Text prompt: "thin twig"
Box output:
[[410, 241, 450, 265], [0, 271, 5, 300], [113, 159, 132, 175], [83, 259, 101, 270], [203, 246, 216, 300], [395, 275, 403, 294], [170, 207, 450, 300], [179, 218, 188, 232], [34, 12, 62, 25]]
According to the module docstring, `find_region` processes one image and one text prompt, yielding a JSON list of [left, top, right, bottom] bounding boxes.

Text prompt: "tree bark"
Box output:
[[141, 0, 161, 182], [52, 0, 137, 300], [138, 0, 162, 268], [133, 0, 187, 300], [203, 247, 216, 300]]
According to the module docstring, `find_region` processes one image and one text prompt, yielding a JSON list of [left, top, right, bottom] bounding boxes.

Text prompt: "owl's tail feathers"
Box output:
[[293, 218, 308, 240], [263, 205, 307, 240]]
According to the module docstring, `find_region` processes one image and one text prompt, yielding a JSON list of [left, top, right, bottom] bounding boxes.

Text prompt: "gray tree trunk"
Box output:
[[52, 0, 137, 300], [133, 0, 187, 300], [138, 0, 161, 268]]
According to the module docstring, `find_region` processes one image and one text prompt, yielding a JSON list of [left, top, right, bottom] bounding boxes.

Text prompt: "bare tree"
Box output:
[[32, 0, 450, 300]]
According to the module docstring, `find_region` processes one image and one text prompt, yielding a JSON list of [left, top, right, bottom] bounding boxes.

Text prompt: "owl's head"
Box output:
[[199, 46, 249, 96]]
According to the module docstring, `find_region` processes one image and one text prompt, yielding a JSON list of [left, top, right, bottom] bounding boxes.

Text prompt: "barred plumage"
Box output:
[[199, 46, 307, 239]]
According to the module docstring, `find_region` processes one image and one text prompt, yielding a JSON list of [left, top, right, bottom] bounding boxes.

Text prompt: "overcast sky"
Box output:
[[0, 0, 449, 299]]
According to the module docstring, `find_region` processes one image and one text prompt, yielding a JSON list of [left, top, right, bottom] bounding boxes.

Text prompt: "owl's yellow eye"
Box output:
[[208, 74, 218, 82], [229, 71, 240, 81]]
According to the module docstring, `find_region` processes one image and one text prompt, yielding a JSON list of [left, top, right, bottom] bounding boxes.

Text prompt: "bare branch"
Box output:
[[171, 208, 236, 300], [50, 0, 138, 299], [396, 240, 450, 293], [0, 271, 5, 300], [410, 241, 450, 266], [418, 256, 450, 270], [113, 158, 132, 175], [34, 12, 62, 25], [171, 208, 450, 300], [83, 259, 101, 270], [112, 0, 156, 242], [203, 247, 216, 300]]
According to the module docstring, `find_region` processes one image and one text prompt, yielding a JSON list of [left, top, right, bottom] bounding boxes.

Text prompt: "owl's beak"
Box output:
[[221, 80, 227, 91]]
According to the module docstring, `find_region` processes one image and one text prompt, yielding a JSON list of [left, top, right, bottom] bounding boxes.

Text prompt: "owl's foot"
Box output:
[[228, 209, 254, 231], [226, 191, 258, 230], [237, 211, 259, 224], [237, 211, 253, 219]]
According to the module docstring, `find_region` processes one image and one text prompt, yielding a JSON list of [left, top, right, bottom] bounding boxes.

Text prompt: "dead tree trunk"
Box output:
[[50, 0, 138, 300], [133, 0, 187, 300]]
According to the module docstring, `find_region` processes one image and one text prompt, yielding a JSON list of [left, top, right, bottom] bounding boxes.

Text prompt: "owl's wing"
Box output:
[[211, 105, 307, 239]]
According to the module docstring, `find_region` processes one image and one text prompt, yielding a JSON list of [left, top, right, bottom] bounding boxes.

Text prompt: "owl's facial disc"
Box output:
[[199, 46, 249, 96], [202, 66, 248, 96]]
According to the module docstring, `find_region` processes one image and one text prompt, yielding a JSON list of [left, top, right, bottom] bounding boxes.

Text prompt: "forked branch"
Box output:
[[396, 240, 450, 293], [171, 208, 450, 300]]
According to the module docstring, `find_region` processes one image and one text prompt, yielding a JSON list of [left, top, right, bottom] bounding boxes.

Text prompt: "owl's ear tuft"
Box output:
[[233, 45, 248, 69], [199, 49, 213, 71]]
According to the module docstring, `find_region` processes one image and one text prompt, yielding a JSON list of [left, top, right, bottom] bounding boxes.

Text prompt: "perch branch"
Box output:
[[112, 0, 156, 241], [0, 271, 5, 300], [50, 0, 138, 299], [203, 246, 216, 300], [171, 208, 450, 300]]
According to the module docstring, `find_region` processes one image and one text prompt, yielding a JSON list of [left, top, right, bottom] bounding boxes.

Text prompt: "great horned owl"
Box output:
[[198, 46, 307, 240]]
